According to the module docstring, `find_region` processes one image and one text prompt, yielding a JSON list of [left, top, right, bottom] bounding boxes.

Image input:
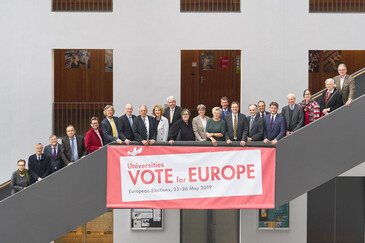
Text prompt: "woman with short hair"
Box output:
[[11, 159, 30, 194], [206, 107, 226, 146], [168, 109, 195, 144], [192, 104, 209, 141]]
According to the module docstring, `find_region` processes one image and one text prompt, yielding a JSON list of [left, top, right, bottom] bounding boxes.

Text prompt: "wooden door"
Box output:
[[181, 50, 241, 116]]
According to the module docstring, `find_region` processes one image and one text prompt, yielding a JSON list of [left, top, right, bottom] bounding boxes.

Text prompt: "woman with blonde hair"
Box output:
[[153, 105, 169, 142]]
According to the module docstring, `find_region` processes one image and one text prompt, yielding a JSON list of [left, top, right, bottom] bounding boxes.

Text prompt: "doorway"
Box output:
[[181, 209, 240, 243], [181, 50, 241, 116]]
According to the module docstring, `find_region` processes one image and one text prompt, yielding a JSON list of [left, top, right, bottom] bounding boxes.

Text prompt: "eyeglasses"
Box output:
[[18, 164, 25, 167]]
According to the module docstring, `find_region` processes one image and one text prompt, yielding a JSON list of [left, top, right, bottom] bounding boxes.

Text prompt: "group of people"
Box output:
[[11, 63, 355, 194]]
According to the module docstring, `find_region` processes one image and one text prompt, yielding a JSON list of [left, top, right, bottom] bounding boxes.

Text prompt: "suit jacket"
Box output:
[[281, 104, 304, 132], [319, 88, 343, 113], [133, 115, 157, 141], [85, 128, 103, 153], [155, 116, 169, 142], [61, 135, 88, 166], [192, 115, 209, 141], [264, 114, 286, 141], [118, 114, 136, 141], [11, 171, 30, 194], [247, 115, 264, 141], [257, 111, 270, 119], [333, 74, 355, 104], [101, 116, 120, 144], [28, 153, 52, 184], [164, 106, 183, 127], [220, 108, 232, 119], [224, 113, 248, 141], [43, 143, 63, 172]]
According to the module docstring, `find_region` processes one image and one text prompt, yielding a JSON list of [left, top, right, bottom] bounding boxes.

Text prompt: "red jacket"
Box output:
[[85, 128, 103, 153]]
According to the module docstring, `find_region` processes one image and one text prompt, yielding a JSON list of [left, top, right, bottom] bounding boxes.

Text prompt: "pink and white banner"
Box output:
[[107, 146, 275, 209]]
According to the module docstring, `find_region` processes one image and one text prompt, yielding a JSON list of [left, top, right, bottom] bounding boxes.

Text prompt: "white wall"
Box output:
[[1, 0, 365, 242], [241, 194, 307, 243]]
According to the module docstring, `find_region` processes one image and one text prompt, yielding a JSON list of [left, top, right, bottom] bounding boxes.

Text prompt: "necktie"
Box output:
[[269, 116, 274, 131], [110, 119, 116, 137], [233, 115, 237, 139], [250, 117, 254, 133], [290, 106, 294, 110], [143, 118, 149, 140], [170, 109, 174, 124], [325, 92, 331, 105], [261, 113, 264, 119], [53, 147, 56, 159], [129, 116, 133, 128], [71, 138, 75, 162]]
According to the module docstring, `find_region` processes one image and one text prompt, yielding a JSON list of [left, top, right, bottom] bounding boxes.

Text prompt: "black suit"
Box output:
[[133, 115, 157, 141], [164, 106, 183, 127], [60, 135, 88, 166], [118, 114, 136, 141], [281, 104, 304, 132], [319, 88, 343, 113], [224, 113, 248, 141], [257, 111, 270, 119], [28, 153, 52, 184], [101, 116, 120, 144], [43, 143, 63, 172], [247, 115, 264, 141]]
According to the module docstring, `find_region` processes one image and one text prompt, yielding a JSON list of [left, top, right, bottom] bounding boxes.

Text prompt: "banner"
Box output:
[[107, 146, 275, 209]]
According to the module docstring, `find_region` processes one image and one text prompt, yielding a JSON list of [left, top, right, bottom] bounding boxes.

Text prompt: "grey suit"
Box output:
[[60, 135, 88, 166], [224, 113, 248, 141], [281, 104, 304, 132], [247, 115, 264, 141], [333, 74, 356, 104], [192, 115, 209, 141]]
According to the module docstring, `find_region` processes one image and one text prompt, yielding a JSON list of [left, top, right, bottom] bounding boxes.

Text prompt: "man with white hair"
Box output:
[[319, 78, 343, 115], [281, 93, 304, 135], [333, 63, 355, 106], [164, 96, 183, 127]]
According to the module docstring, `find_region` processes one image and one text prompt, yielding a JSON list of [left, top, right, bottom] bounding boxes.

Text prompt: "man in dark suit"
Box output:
[[263, 102, 286, 145], [333, 63, 355, 106], [28, 143, 52, 184], [118, 103, 136, 145], [133, 105, 157, 146], [85, 117, 103, 153], [43, 135, 63, 173], [61, 125, 88, 166], [281, 93, 304, 136], [257, 100, 270, 119], [224, 101, 248, 146], [101, 105, 122, 145], [164, 96, 183, 127], [220, 96, 232, 119], [247, 104, 264, 141], [319, 78, 343, 115]]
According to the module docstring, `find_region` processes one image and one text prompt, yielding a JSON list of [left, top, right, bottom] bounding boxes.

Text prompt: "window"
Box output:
[[52, 0, 113, 12], [310, 0, 365, 13], [181, 0, 240, 12]]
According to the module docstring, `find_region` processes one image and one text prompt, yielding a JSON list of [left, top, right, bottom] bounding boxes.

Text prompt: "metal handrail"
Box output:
[[108, 141, 274, 148], [311, 67, 365, 100], [0, 181, 10, 190]]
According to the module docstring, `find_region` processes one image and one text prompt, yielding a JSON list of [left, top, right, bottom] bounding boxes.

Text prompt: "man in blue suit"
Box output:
[[263, 102, 285, 145], [133, 105, 157, 146], [28, 143, 52, 184], [220, 96, 232, 119], [101, 105, 122, 145]]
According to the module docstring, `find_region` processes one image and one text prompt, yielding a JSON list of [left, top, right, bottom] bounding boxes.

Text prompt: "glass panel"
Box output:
[[181, 210, 208, 243], [211, 210, 239, 243]]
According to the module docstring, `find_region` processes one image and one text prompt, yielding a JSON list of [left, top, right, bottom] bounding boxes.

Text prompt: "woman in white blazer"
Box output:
[[192, 104, 209, 141], [153, 104, 169, 142]]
